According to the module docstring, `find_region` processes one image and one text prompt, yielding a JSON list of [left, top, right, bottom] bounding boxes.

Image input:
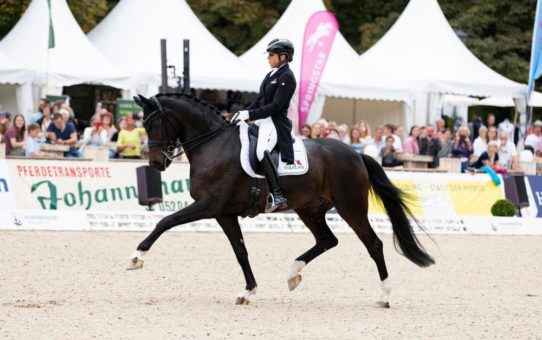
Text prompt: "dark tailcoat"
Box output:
[[247, 63, 296, 163]]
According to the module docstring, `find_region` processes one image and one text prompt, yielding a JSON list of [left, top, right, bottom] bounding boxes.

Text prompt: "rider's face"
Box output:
[[267, 53, 279, 68]]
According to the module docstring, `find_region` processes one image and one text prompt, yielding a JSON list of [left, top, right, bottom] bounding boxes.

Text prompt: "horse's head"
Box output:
[[134, 94, 177, 171]]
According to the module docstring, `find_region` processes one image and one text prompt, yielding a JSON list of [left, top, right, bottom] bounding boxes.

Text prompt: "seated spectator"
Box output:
[[473, 126, 488, 157], [36, 104, 52, 141], [310, 122, 322, 138], [5, 114, 26, 156], [434, 118, 446, 138], [395, 126, 404, 141], [438, 129, 452, 158], [380, 136, 402, 167], [451, 126, 473, 159], [383, 123, 402, 152], [357, 120, 373, 142], [487, 126, 498, 144], [300, 124, 311, 139], [497, 131, 517, 170], [28, 98, 49, 125], [111, 117, 127, 143], [326, 129, 340, 140], [525, 120, 542, 153], [116, 114, 146, 159], [367, 126, 385, 154], [0, 111, 9, 143], [47, 113, 82, 158], [349, 128, 365, 153], [337, 124, 350, 144], [25, 124, 50, 158], [470, 141, 501, 171], [318, 119, 329, 137], [403, 125, 420, 155], [419, 126, 442, 168]]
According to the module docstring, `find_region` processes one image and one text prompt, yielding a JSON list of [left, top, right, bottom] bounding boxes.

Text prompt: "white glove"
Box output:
[[235, 110, 250, 121]]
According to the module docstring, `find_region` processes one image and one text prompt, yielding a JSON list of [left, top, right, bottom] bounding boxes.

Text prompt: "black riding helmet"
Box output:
[[267, 39, 294, 62]]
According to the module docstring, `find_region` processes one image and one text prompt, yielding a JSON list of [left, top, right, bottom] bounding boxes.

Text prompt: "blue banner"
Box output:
[[529, 0, 542, 95], [527, 175, 542, 217]]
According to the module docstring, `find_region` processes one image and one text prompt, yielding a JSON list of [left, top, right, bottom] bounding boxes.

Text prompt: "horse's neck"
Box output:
[[184, 124, 238, 166]]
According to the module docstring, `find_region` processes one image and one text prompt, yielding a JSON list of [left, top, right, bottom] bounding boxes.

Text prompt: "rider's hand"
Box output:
[[235, 110, 250, 121]]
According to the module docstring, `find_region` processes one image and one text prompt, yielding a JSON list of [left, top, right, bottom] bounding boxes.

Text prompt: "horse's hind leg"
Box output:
[[333, 193, 391, 307], [289, 207, 338, 291], [216, 216, 257, 305]]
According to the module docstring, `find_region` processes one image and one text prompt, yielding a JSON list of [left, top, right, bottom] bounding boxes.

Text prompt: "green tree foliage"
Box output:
[[0, 0, 538, 85]]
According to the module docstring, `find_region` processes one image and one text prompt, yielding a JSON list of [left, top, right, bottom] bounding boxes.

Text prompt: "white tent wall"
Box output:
[[0, 85, 18, 114], [321, 97, 407, 130]]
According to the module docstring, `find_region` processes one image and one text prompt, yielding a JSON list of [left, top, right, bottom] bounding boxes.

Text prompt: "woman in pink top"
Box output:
[[403, 125, 420, 155]]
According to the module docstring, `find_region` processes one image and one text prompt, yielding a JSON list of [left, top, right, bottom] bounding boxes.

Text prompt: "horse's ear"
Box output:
[[133, 95, 144, 108]]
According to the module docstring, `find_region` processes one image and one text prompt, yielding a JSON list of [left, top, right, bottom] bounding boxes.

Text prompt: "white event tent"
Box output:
[[0, 50, 33, 114], [88, 0, 258, 96], [356, 0, 528, 129], [240, 0, 413, 128], [0, 0, 129, 116]]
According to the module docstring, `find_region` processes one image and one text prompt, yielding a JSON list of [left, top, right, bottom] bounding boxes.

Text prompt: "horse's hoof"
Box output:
[[287, 274, 302, 291], [126, 258, 144, 270], [235, 297, 250, 305], [377, 301, 390, 308]]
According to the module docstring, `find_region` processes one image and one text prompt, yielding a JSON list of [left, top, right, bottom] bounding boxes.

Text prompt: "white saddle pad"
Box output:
[[238, 121, 309, 178]]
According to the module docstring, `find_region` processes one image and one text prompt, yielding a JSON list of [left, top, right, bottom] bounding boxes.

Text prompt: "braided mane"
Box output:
[[156, 92, 226, 122]]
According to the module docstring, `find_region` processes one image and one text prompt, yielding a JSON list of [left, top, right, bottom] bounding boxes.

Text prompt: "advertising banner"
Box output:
[[298, 10, 339, 126], [526, 175, 542, 217], [0, 160, 15, 210], [6, 159, 193, 212]]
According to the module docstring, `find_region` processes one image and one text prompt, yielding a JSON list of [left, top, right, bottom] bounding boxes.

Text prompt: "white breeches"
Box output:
[[255, 117, 277, 161]]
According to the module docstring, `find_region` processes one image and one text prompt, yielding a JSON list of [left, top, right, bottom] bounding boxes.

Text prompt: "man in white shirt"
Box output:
[[497, 131, 517, 169], [498, 118, 515, 143], [525, 120, 542, 152]]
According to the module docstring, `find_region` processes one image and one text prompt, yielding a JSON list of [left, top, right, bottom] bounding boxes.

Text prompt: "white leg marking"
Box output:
[[237, 287, 257, 300], [380, 278, 392, 304], [131, 250, 148, 261], [288, 260, 306, 279]]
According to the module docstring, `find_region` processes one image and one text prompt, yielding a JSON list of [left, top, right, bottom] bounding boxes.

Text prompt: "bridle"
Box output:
[[143, 96, 233, 161]]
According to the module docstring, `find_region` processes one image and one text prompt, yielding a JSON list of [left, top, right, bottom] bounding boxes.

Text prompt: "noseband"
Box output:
[[143, 96, 233, 161]]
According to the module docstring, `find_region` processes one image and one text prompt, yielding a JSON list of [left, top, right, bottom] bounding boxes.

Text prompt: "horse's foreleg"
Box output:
[[289, 208, 338, 291], [216, 216, 257, 305], [127, 199, 214, 270]]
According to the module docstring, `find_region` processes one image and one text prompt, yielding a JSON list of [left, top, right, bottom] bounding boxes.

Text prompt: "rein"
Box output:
[[143, 96, 233, 161]]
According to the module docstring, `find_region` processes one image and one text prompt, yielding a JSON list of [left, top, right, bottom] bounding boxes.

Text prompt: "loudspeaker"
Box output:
[[136, 166, 163, 206], [504, 175, 529, 208]]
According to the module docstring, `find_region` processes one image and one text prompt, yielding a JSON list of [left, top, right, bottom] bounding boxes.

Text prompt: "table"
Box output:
[[397, 154, 433, 169], [39, 143, 70, 158]]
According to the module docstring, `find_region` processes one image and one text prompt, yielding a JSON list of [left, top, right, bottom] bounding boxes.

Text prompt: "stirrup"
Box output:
[[265, 193, 288, 213]]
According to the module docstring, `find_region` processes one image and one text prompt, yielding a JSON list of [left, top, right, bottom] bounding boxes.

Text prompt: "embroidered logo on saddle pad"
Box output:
[[238, 121, 309, 178]]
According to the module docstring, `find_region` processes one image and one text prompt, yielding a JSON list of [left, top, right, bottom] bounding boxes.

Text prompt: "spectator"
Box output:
[[25, 123, 49, 158], [367, 126, 385, 154], [395, 126, 404, 141], [403, 125, 420, 155], [419, 126, 442, 168], [318, 118, 329, 137], [300, 124, 311, 139], [486, 113, 496, 130], [470, 141, 502, 172], [525, 120, 542, 153], [473, 126, 488, 157], [383, 123, 402, 152], [452, 126, 473, 158], [5, 114, 26, 156], [350, 128, 365, 153], [0, 111, 9, 143], [468, 114, 482, 141], [498, 117, 515, 143], [380, 135, 402, 167], [487, 126, 498, 144], [497, 131, 518, 170], [310, 122, 322, 138], [36, 104, 53, 141], [337, 124, 350, 144], [438, 128, 452, 158], [326, 128, 340, 140], [47, 113, 81, 158], [357, 120, 372, 141], [111, 117, 127, 143], [434, 118, 446, 138], [28, 98, 49, 125], [116, 114, 146, 159]]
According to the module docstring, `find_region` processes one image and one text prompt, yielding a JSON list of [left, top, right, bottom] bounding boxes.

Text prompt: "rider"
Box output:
[[235, 38, 297, 213]]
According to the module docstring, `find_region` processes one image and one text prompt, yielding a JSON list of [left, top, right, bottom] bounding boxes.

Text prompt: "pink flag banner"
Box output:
[[298, 11, 339, 127]]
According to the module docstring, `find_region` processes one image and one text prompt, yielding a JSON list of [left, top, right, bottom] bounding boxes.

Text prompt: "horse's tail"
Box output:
[[360, 154, 435, 267]]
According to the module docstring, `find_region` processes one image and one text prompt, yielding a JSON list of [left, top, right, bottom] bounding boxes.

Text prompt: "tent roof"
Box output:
[[239, 0, 412, 102], [0, 0, 128, 88], [0, 49, 32, 84], [357, 0, 527, 98], [477, 92, 542, 107], [88, 0, 257, 92]]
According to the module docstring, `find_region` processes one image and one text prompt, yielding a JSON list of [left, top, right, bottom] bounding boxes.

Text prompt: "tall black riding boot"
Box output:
[[261, 151, 288, 213]]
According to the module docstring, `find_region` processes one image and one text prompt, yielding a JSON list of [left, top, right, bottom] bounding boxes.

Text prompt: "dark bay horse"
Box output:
[[129, 93, 434, 306]]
